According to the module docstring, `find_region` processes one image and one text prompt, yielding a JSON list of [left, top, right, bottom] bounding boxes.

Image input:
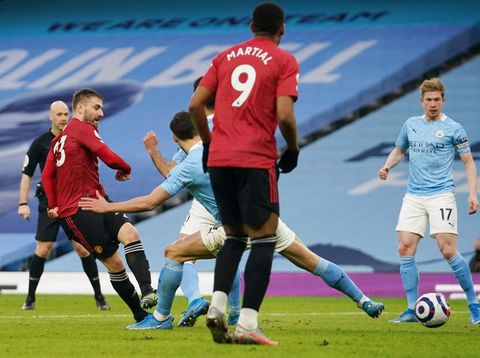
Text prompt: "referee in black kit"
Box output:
[[18, 100, 110, 311]]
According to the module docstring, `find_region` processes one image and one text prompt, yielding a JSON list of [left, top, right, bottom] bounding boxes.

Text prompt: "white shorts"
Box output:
[[179, 198, 217, 235], [396, 192, 458, 238], [201, 218, 296, 256]]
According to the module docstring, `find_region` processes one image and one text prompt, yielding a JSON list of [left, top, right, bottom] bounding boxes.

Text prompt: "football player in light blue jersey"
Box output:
[[80, 111, 385, 331], [379, 78, 480, 324], [140, 78, 241, 327]]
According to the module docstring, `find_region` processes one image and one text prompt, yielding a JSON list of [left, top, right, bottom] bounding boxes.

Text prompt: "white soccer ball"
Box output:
[[415, 292, 450, 328]]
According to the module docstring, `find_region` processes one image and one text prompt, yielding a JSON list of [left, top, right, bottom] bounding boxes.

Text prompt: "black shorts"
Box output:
[[209, 166, 279, 226], [59, 209, 129, 260], [36, 209, 60, 242]]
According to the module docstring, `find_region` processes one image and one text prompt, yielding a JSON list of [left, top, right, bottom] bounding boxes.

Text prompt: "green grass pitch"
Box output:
[[0, 295, 477, 357]]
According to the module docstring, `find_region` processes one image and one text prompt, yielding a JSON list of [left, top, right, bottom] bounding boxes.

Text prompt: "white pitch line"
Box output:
[[0, 311, 471, 320]]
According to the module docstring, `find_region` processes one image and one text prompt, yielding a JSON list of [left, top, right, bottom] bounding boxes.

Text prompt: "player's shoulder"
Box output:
[[404, 115, 423, 125], [442, 115, 462, 128]]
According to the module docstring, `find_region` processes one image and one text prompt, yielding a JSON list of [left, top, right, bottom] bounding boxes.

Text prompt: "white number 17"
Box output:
[[231, 64, 256, 107]]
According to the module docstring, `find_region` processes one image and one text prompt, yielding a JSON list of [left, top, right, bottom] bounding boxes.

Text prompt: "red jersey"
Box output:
[[42, 118, 130, 218], [200, 37, 299, 168]]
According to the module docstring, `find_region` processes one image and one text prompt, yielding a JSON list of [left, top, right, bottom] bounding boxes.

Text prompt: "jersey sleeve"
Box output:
[[159, 162, 192, 197], [41, 148, 58, 208], [276, 54, 299, 100], [22, 138, 42, 177], [395, 121, 409, 150], [199, 59, 218, 94], [453, 125, 470, 153]]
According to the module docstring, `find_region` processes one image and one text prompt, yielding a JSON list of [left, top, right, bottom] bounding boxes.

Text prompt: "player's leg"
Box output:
[[207, 167, 249, 344], [177, 200, 215, 325], [428, 192, 479, 323], [100, 251, 148, 323], [128, 231, 214, 330], [227, 267, 241, 325], [23, 241, 52, 310], [390, 194, 426, 323], [71, 240, 109, 310], [59, 211, 148, 322], [436, 232, 480, 323], [279, 232, 384, 318], [23, 209, 56, 310], [114, 219, 156, 308], [234, 167, 279, 346]]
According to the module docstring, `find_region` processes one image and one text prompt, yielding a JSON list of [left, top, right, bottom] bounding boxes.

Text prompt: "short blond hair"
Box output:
[[420, 78, 445, 98]]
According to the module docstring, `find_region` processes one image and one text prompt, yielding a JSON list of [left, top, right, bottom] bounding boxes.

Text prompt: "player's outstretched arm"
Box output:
[[96, 146, 132, 180], [459, 151, 479, 214], [144, 130, 176, 178], [378, 147, 405, 180], [78, 187, 171, 214]]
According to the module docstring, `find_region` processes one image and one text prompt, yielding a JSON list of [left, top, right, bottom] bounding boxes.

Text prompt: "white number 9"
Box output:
[[231, 64, 256, 107]]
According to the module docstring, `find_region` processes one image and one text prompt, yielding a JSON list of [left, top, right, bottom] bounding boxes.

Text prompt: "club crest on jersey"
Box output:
[[435, 129, 445, 138], [94, 245, 103, 254]]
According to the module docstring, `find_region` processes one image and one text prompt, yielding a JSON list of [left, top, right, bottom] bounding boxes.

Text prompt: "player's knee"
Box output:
[[440, 247, 456, 260], [118, 223, 141, 245], [397, 243, 413, 256], [164, 243, 184, 262], [72, 242, 90, 257], [35, 242, 53, 257], [101, 254, 125, 272], [164, 244, 177, 260]]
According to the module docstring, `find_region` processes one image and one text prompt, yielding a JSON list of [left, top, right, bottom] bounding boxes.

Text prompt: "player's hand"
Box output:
[[278, 148, 299, 173], [143, 131, 159, 154], [202, 142, 209, 173], [47, 207, 58, 219], [468, 194, 479, 215], [18, 204, 30, 220], [115, 170, 131, 181], [78, 190, 108, 213], [378, 167, 389, 180]]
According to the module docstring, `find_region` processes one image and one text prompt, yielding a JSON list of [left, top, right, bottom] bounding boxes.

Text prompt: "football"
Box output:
[[415, 292, 451, 328]]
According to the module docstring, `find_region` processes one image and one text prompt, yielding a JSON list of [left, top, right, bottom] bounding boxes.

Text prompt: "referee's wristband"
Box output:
[[18, 202, 28, 206]]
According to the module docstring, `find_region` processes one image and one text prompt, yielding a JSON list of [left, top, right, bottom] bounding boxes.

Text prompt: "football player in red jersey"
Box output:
[[190, 2, 299, 345], [42, 88, 157, 323]]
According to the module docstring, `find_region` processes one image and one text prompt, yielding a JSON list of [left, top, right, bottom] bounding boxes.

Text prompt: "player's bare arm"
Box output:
[[378, 147, 405, 180], [277, 96, 299, 173], [459, 151, 479, 214], [144, 130, 176, 178], [277, 96, 299, 151], [79, 186, 171, 214]]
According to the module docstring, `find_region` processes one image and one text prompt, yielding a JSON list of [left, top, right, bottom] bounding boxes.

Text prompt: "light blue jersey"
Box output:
[[172, 147, 187, 164], [160, 142, 220, 222], [395, 114, 470, 195]]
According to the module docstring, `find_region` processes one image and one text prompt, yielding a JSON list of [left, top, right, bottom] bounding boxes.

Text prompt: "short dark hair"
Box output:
[[170, 111, 197, 140], [193, 76, 215, 109], [72, 88, 103, 109], [252, 2, 284, 35]]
